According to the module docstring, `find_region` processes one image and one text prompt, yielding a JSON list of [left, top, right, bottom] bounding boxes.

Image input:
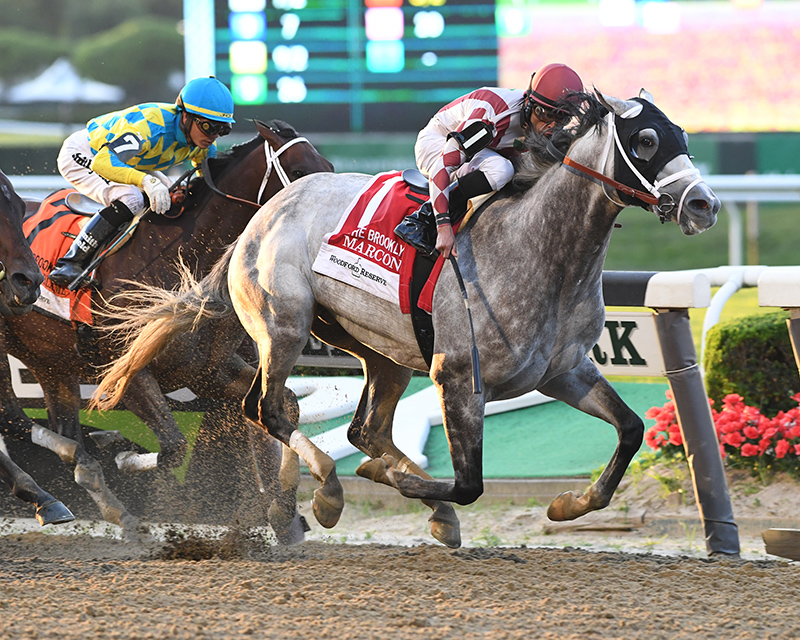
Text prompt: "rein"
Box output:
[[547, 110, 703, 224], [200, 135, 310, 208], [546, 138, 658, 207]]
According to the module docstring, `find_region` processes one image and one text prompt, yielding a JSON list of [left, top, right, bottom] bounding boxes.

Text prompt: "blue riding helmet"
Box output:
[[177, 77, 235, 123]]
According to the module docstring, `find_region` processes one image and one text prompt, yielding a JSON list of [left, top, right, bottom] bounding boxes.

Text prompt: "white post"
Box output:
[[183, 0, 217, 82], [724, 201, 742, 267]]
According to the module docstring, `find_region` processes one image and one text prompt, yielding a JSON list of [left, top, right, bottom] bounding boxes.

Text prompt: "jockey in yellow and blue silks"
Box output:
[[48, 76, 235, 288]]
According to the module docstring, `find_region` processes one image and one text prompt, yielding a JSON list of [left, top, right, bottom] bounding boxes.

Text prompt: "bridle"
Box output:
[[547, 107, 703, 225], [199, 134, 311, 208]]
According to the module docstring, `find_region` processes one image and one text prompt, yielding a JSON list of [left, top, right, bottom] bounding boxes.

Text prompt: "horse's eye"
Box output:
[[291, 171, 306, 180], [630, 128, 659, 161]]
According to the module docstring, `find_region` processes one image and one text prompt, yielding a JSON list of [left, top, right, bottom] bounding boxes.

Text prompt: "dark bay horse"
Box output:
[[0, 169, 74, 525], [0, 122, 333, 540], [95, 91, 720, 548]]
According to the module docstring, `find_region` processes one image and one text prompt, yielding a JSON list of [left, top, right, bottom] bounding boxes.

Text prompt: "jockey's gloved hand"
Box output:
[[142, 175, 171, 214]]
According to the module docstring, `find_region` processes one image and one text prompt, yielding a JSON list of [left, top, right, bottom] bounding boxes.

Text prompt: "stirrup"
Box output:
[[394, 203, 437, 257]]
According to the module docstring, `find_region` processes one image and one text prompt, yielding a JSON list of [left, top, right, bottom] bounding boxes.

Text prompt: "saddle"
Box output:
[[395, 170, 494, 366], [64, 191, 104, 216]]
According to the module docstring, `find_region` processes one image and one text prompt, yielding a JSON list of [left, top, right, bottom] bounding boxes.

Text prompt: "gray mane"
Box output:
[[512, 92, 607, 191]]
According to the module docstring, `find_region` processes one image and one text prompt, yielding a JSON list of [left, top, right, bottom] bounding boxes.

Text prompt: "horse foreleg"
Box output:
[[30, 424, 144, 539], [220, 354, 305, 542], [0, 441, 74, 525], [538, 358, 644, 521], [117, 368, 188, 470], [199, 347, 305, 544], [310, 313, 461, 545]]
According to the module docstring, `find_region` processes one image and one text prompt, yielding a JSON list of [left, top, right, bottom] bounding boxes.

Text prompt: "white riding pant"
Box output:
[[414, 126, 515, 192], [57, 130, 147, 216]]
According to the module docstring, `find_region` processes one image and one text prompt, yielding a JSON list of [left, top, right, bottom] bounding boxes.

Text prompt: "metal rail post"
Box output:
[[654, 309, 740, 556]]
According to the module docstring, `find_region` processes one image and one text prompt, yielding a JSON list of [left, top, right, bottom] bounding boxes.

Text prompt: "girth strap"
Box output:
[[409, 252, 437, 368]]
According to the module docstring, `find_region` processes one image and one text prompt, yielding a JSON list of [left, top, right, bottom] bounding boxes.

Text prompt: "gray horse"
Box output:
[[95, 90, 719, 548]]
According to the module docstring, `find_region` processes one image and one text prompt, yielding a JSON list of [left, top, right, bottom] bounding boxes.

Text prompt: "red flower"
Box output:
[[775, 439, 790, 459], [668, 429, 683, 447], [645, 390, 800, 471], [743, 425, 760, 440], [722, 432, 744, 448], [740, 443, 760, 457], [723, 394, 745, 408]]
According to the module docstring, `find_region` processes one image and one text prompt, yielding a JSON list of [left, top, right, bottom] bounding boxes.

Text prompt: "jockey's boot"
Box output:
[[448, 170, 494, 227], [394, 200, 437, 257], [48, 201, 131, 288]]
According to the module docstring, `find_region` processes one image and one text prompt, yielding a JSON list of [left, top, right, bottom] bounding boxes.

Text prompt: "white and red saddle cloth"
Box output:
[[312, 171, 447, 314]]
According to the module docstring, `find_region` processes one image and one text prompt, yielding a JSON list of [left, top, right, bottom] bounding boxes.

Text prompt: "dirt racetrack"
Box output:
[[1, 466, 799, 640]]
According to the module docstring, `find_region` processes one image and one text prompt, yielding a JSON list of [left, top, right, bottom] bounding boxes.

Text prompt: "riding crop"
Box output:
[[448, 255, 482, 394]]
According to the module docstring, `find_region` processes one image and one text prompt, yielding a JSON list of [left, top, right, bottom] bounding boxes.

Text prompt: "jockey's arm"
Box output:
[[91, 139, 172, 215], [428, 118, 493, 222], [90, 144, 148, 187]]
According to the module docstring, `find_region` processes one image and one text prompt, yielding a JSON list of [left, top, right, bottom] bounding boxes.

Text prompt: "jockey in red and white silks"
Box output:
[[414, 63, 584, 258], [415, 86, 525, 223]]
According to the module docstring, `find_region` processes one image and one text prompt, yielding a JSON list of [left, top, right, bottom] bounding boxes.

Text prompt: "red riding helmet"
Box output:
[[522, 62, 584, 127]]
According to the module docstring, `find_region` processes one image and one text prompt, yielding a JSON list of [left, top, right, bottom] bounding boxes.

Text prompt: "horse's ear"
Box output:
[[593, 89, 642, 119], [253, 119, 274, 139], [639, 88, 655, 104]]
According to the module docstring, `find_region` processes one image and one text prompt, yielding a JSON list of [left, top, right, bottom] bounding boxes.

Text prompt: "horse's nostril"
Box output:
[[691, 199, 709, 211]]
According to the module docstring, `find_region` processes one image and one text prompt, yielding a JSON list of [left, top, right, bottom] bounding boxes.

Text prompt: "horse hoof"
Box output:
[[36, 500, 75, 526], [356, 457, 390, 484], [312, 472, 344, 529], [268, 500, 306, 546], [429, 511, 462, 549], [547, 490, 586, 521]]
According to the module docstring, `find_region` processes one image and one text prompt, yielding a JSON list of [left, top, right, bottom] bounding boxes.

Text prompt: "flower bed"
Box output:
[[644, 391, 800, 482]]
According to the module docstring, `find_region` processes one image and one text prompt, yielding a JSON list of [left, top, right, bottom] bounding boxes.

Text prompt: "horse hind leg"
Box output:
[[244, 365, 343, 530], [5, 360, 144, 539], [538, 359, 644, 521], [248, 388, 307, 545]]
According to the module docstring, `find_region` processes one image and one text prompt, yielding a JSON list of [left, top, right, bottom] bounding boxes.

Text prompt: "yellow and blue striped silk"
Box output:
[[86, 102, 216, 186]]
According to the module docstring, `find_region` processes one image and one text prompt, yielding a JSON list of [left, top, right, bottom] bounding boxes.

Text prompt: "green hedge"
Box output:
[[73, 17, 183, 102], [704, 310, 799, 415]]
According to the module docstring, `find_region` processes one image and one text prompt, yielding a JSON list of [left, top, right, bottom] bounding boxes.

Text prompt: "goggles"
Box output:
[[192, 116, 232, 137], [532, 103, 571, 126]]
